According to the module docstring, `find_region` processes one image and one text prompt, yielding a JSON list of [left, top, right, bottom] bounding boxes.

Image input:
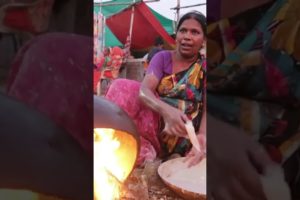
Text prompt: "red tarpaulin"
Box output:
[[106, 1, 175, 50]]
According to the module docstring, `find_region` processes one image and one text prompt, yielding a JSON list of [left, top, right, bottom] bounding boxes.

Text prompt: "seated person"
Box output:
[[146, 36, 164, 63], [105, 11, 207, 165]]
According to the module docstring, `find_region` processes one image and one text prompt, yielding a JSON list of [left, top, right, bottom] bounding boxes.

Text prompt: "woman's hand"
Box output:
[[208, 114, 276, 200], [185, 105, 206, 166], [184, 133, 206, 166], [161, 104, 189, 137]]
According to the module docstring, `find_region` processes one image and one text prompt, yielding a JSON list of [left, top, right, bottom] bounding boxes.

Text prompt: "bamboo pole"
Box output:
[[171, 3, 206, 10], [176, 0, 180, 22], [100, 0, 105, 50], [102, 16, 106, 49], [128, 0, 136, 48]]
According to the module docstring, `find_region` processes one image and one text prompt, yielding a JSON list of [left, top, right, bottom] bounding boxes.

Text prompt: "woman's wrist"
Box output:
[[160, 103, 173, 119]]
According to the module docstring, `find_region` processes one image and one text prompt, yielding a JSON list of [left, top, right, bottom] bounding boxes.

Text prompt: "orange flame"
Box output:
[[94, 128, 137, 200]]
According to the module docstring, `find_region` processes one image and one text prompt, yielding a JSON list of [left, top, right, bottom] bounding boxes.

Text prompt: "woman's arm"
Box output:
[[139, 74, 167, 115], [139, 74, 189, 137]]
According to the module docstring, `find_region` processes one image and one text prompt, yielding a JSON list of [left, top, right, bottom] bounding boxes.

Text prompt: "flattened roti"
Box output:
[[158, 157, 206, 195]]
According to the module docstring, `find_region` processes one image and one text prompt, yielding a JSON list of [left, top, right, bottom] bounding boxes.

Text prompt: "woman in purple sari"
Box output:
[[105, 11, 207, 166]]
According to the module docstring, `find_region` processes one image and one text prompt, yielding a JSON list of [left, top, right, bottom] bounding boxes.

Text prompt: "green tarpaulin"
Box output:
[[94, 0, 175, 47]]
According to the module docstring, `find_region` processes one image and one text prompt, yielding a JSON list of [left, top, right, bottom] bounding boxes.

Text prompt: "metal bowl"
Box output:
[[94, 96, 140, 180]]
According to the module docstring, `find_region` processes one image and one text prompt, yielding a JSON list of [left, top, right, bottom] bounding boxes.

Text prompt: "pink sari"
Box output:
[[105, 79, 161, 165], [6, 33, 93, 154]]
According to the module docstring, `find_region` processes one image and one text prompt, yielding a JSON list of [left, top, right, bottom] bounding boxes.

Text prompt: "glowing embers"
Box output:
[[94, 128, 138, 200]]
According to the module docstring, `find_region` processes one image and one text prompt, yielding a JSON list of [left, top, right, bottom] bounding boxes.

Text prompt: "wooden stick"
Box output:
[[171, 3, 206, 10]]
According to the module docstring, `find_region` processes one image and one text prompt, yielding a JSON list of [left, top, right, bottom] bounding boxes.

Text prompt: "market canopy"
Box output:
[[94, 0, 176, 50]]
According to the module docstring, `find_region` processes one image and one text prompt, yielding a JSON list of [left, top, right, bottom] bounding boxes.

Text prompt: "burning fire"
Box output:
[[94, 128, 138, 200]]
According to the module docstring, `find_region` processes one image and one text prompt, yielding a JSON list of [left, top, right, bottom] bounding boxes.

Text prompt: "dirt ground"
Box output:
[[120, 159, 184, 200]]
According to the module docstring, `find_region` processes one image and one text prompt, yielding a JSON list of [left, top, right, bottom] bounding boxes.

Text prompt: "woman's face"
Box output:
[[176, 18, 205, 59]]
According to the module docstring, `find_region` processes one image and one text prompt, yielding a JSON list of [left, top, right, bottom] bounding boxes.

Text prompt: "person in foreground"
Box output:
[[206, 0, 298, 199], [105, 11, 207, 165], [2, 33, 93, 200]]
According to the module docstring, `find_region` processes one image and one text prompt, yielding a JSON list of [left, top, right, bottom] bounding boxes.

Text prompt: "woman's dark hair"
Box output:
[[176, 11, 207, 37]]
